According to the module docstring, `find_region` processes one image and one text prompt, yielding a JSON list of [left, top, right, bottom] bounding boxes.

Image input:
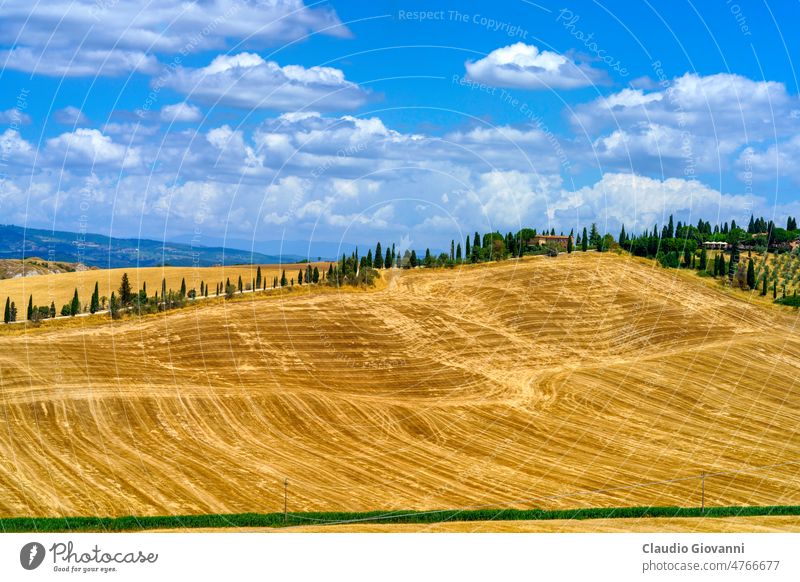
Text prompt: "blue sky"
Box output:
[[1, 0, 799, 252]]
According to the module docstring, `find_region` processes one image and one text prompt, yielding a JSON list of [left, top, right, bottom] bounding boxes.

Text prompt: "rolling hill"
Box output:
[[1, 252, 799, 529], [0, 224, 300, 268]]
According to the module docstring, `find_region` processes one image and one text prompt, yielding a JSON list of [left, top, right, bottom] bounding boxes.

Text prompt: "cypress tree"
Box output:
[[70, 288, 80, 316], [699, 248, 707, 270], [27, 294, 33, 320], [374, 243, 383, 269], [410, 249, 418, 268], [746, 258, 755, 289], [465, 236, 471, 258], [456, 243, 462, 261], [109, 292, 118, 319], [327, 264, 333, 280], [581, 227, 588, 252], [450, 240, 454, 260], [256, 266, 262, 289], [162, 278, 167, 303], [567, 236, 573, 254], [280, 270, 288, 287], [119, 272, 132, 305], [9, 302, 16, 322], [50, 301, 56, 318], [90, 282, 100, 314], [237, 276, 243, 293], [385, 247, 392, 268], [4, 297, 10, 324], [761, 272, 768, 296], [298, 269, 304, 285], [774, 279, 778, 299], [313, 266, 320, 283], [366, 249, 373, 268]]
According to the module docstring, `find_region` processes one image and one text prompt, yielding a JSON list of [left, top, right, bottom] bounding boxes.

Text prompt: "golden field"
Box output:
[[166, 515, 800, 533], [0, 262, 330, 312], [1, 252, 800, 530]]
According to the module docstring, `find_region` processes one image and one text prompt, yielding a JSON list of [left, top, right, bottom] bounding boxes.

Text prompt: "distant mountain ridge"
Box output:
[[0, 224, 302, 268]]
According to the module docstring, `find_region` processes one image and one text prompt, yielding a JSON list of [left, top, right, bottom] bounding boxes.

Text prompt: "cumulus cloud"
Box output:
[[471, 170, 552, 229], [54, 106, 90, 125], [0, 129, 34, 163], [46, 128, 140, 168], [162, 53, 368, 111], [160, 102, 202, 123], [737, 135, 800, 184], [0, 0, 349, 77], [566, 73, 800, 183], [466, 42, 606, 90], [554, 172, 759, 234], [1, 106, 792, 248], [0, 108, 32, 125], [570, 73, 797, 140]]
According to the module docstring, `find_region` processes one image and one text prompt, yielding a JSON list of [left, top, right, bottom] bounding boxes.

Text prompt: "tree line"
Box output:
[[3, 264, 332, 324]]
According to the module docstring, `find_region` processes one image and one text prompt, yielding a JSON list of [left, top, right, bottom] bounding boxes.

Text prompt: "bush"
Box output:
[[775, 294, 800, 307]]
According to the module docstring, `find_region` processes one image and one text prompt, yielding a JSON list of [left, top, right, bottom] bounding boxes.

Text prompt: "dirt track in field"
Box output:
[[1, 253, 800, 526]]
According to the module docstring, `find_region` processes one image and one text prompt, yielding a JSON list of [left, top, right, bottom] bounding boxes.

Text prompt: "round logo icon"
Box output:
[[20, 542, 46, 570]]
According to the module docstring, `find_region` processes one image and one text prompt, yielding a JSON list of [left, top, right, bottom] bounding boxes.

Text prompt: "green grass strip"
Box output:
[[2, 505, 800, 532]]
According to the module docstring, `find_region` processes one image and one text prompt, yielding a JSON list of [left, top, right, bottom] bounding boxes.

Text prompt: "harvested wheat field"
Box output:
[[166, 515, 800, 533], [0, 262, 330, 313], [1, 252, 800, 529]]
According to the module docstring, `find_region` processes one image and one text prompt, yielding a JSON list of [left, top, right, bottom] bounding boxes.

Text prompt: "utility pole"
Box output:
[[700, 473, 705, 513], [284, 478, 288, 523]]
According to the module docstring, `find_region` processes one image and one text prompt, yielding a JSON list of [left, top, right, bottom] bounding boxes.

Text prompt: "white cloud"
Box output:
[[472, 170, 550, 228], [0, 108, 32, 125], [46, 128, 140, 168], [0, 46, 160, 77], [0, 0, 349, 76], [555, 172, 758, 233], [54, 106, 89, 125], [162, 53, 368, 111], [466, 42, 606, 90], [160, 102, 202, 123], [571, 73, 797, 140], [0, 129, 33, 163], [737, 135, 800, 184]]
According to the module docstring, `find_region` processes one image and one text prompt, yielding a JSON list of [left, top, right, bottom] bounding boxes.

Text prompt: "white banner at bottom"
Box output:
[[1, 533, 798, 581]]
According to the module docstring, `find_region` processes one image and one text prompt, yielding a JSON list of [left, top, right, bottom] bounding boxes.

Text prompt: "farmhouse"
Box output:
[[529, 235, 573, 250], [702, 241, 729, 250]]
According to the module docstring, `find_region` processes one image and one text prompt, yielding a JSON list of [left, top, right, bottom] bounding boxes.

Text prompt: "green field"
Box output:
[[3, 505, 800, 533]]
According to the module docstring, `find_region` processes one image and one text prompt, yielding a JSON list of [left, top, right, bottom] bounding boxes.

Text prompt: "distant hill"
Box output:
[[0, 225, 301, 268], [0, 258, 97, 280], [170, 233, 356, 261]]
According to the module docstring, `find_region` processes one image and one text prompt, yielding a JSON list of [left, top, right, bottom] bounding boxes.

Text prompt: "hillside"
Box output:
[[1, 252, 799, 521], [0, 224, 300, 268], [0, 258, 96, 280], [0, 262, 331, 315]]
